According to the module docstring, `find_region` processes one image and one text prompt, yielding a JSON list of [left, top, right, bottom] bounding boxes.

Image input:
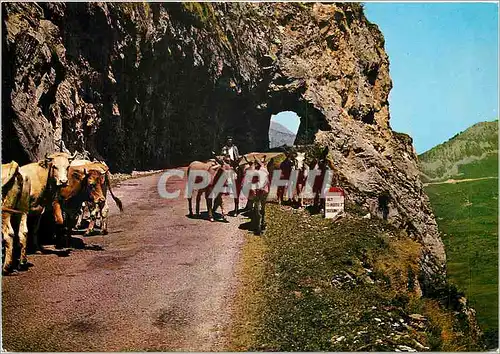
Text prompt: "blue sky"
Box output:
[[271, 3, 498, 153]]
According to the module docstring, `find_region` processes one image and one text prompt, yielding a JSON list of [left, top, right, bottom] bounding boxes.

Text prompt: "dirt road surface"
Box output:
[[423, 176, 498, 186], [2, 169, 250, 351]]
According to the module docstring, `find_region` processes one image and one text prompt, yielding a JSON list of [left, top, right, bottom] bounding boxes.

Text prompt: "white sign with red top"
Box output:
[[324, 187, 345, 219]]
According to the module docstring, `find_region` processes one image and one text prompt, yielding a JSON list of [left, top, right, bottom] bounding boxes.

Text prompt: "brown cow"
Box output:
[[70, 160, 123, 235], [52, 166, 108, 248], [2, 161, 30, 274], [19, 152, 76, 252]]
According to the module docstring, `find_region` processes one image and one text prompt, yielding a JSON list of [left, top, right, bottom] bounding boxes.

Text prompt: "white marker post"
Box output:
[[324, 187, 345, 219]]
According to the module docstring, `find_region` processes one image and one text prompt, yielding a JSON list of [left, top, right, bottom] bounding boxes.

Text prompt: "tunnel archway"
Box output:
[[268, 111, 300, 149], [264, 88, 331, 149]]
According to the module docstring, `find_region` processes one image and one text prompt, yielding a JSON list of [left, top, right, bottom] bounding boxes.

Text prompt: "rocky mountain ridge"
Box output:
[[419, 120, 498, 181], [268, 120, 296, 148], [3, 2, 446, 297]]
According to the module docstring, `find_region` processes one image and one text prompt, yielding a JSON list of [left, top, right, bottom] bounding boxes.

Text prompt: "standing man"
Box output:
[[221, 136, 240, 165]]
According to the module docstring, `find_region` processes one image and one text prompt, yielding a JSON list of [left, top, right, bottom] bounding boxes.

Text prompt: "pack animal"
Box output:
[[294, 152, 309, 208], [187, 156, 232, 222], [231, 155, 253, 215], [312, 147, 336, 212], [243, 155, 272, 235], [277, 153, 295, 205]]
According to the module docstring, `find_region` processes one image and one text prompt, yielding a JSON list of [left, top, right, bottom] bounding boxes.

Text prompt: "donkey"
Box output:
[[187, 155, 232, 222], [242, 155, 272, 235], [230, 155, 257, 216], [312, 147, 336, 212], [294, 152, 309, 208], [277, 152, 295, 205]]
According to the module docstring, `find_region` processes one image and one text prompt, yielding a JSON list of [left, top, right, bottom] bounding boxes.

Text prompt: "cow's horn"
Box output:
[[69, 151, 78, 160]]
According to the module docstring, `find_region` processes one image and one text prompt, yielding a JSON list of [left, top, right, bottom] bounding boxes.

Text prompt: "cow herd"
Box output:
[[1, 152, 123, 275]]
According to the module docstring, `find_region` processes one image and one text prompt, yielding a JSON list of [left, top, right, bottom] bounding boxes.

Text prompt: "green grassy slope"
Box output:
[[457, 153, 498, 180], [420, 120, 498, 343], [229, 205, 482, 351], [419, 120, 498, 181], [425, 179, 498, 332]]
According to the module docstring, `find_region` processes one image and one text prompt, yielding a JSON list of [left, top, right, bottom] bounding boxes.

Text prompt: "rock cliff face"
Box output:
[[2, 3, 445, 288]]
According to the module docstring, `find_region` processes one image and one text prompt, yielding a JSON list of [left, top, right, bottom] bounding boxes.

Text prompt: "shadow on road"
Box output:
[[238, 221, 253, 231], [186, 211, 230, 222], [40, 248, 71, 257]]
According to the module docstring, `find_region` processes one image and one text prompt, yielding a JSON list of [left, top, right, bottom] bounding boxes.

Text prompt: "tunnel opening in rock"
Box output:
[[268, 111, 299, 149], [266, 90, 330, 147]]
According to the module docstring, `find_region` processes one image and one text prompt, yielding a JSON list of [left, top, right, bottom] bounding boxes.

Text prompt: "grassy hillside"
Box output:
[[456, 153, 498, 180], [420, 120, 498, 347], [229, 205, 483, 351], [419, 120, 498, 181], [425, 179, 498, 335]]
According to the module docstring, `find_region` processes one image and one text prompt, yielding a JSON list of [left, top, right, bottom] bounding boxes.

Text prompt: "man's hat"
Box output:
[[226, 136, 233, 140]]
